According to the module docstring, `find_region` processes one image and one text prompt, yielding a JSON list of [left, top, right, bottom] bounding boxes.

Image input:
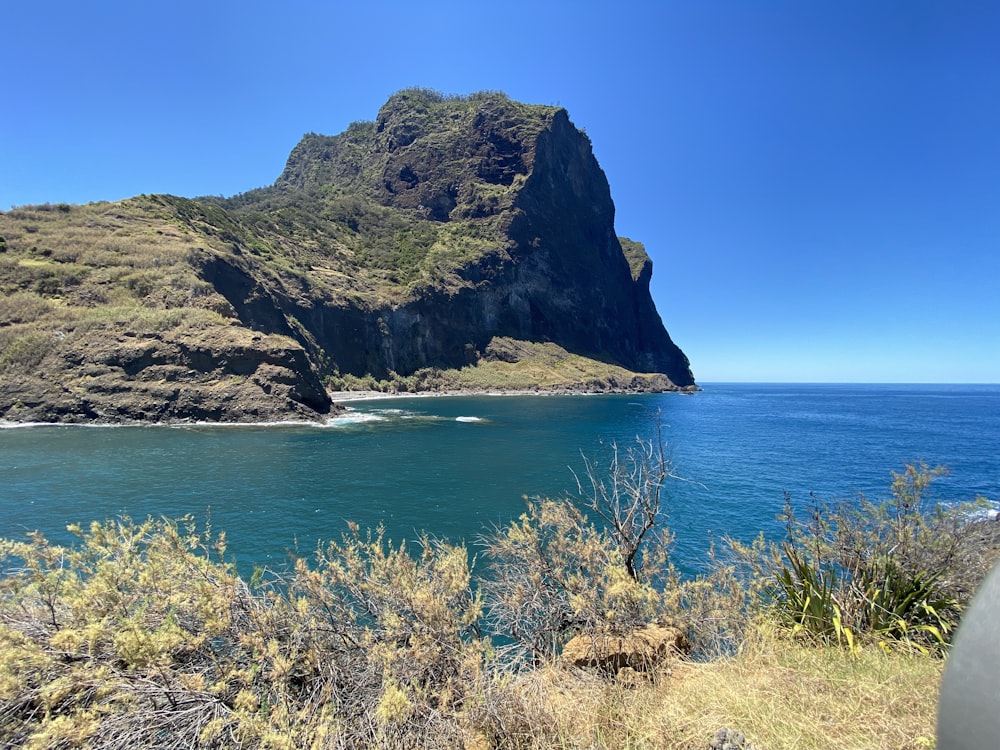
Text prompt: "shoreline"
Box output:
[[331, 388, 590, 403], [0, 387, 698, 428], [330, 385, 699, 403]]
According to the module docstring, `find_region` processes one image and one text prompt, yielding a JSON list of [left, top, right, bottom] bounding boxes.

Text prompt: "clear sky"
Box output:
[[4, 1, 999, 383]]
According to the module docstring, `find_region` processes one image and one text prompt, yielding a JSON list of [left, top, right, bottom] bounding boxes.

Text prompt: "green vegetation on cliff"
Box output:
[[0, 198, 330, 423], [325, 337, 678, 394], [0, 89, 694, 423]]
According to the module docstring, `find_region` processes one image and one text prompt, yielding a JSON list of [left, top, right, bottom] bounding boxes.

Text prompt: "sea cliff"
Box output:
[[0, 89, 693, 423]]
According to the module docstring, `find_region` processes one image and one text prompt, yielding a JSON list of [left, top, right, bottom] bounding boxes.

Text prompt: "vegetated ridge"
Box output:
[[0, 88, 695, 423]]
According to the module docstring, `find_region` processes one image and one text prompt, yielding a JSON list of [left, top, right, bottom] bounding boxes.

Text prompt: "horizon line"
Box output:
[[695, 381, 1000, 386]]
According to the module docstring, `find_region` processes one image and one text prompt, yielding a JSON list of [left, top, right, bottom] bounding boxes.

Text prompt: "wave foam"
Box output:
[[323, 411, 387, 427], [0, 421, 61, 430]]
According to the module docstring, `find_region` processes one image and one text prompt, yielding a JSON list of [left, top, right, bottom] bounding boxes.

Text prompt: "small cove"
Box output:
[[2, 384, 997, 577]]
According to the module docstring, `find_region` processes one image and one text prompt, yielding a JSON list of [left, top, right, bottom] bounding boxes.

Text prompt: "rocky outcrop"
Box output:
[[709, 728, 757, 750], [500, 109, 690, 378], [560, 623, 689, 675], [0, 326, 332, 424], [234, 89, 694, 387]]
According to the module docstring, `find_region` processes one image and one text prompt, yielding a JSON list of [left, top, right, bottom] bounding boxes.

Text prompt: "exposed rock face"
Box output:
[[235, 90, 694, 386], [0, 89, 694, 423], [560, 623, 689, 674], [1, 326, 331, 424], [502, 110, 690, 377]]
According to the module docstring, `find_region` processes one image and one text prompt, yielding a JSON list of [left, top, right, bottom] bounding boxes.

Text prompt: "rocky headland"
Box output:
[[0, 89, 694, 423]]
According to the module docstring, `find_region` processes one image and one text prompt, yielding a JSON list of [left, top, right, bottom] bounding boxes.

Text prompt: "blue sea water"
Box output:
[[1, 384, 997, 576]]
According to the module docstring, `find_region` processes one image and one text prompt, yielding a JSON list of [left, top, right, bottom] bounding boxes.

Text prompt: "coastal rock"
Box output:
[[0, 326, 332, 424], [0, 89, 694, 423]]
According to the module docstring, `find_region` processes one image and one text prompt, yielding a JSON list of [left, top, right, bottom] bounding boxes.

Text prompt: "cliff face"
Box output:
[[0, 89, 693, 424], [232, 89, 693, 387], [0, 199, 334, 424]]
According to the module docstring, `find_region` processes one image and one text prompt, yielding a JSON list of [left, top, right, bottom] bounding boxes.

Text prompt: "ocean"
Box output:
[[2, 383, 998, 576]]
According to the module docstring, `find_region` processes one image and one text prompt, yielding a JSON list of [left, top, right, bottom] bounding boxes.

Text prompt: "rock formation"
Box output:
[[560, 622, 689, 674], [0, 89, 694, 423], [250, 90, 694, 383]]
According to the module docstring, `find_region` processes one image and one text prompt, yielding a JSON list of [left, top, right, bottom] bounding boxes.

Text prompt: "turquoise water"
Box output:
[[2, 384, 998, 576]]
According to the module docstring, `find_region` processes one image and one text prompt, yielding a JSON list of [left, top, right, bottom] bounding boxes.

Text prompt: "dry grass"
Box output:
[[657, 632, 940, 750], [327, 337, 679, 395], [0, 199, 228, 319], [458, 338, 668, 390], [484, 631, 940, 750], [450, 343, 637, 390]]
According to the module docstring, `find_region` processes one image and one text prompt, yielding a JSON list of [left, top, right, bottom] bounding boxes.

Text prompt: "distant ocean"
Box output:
[[2, 384, 998, 576]]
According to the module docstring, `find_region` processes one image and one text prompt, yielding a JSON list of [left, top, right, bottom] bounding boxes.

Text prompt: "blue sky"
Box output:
[[4, 1, 999, 383]]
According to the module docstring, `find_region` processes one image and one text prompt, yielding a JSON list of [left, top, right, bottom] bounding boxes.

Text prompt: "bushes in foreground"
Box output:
[[0, 519, 492, 749], [736, 464, 998, 655], [0, 458, 996, 748]]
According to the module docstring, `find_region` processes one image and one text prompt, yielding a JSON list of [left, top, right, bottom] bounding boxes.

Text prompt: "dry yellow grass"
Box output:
[[489, 630, 941, 750]]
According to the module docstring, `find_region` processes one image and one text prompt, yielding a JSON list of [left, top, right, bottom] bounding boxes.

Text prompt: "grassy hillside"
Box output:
[[0, 198, 336, 422], [0, 199, 227, 328], [326, 337, 678, 394], [0, 195, 683, 422], [0, 199, 235, 383]]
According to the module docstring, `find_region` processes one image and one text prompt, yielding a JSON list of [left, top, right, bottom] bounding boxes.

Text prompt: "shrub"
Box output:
[[283, 525, 487, 747], [480, 426, 698, 667], [740, 464, 998, 653], [0, 292, 50, 325], [0, 460, 992, 746], [0, 330, 55, 372], [0, 516, 256, 749], [572, 431, 677, 584], [661, 543, 760, 660], [0, 517, 488, 749], [482, 498, 661, 666]]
